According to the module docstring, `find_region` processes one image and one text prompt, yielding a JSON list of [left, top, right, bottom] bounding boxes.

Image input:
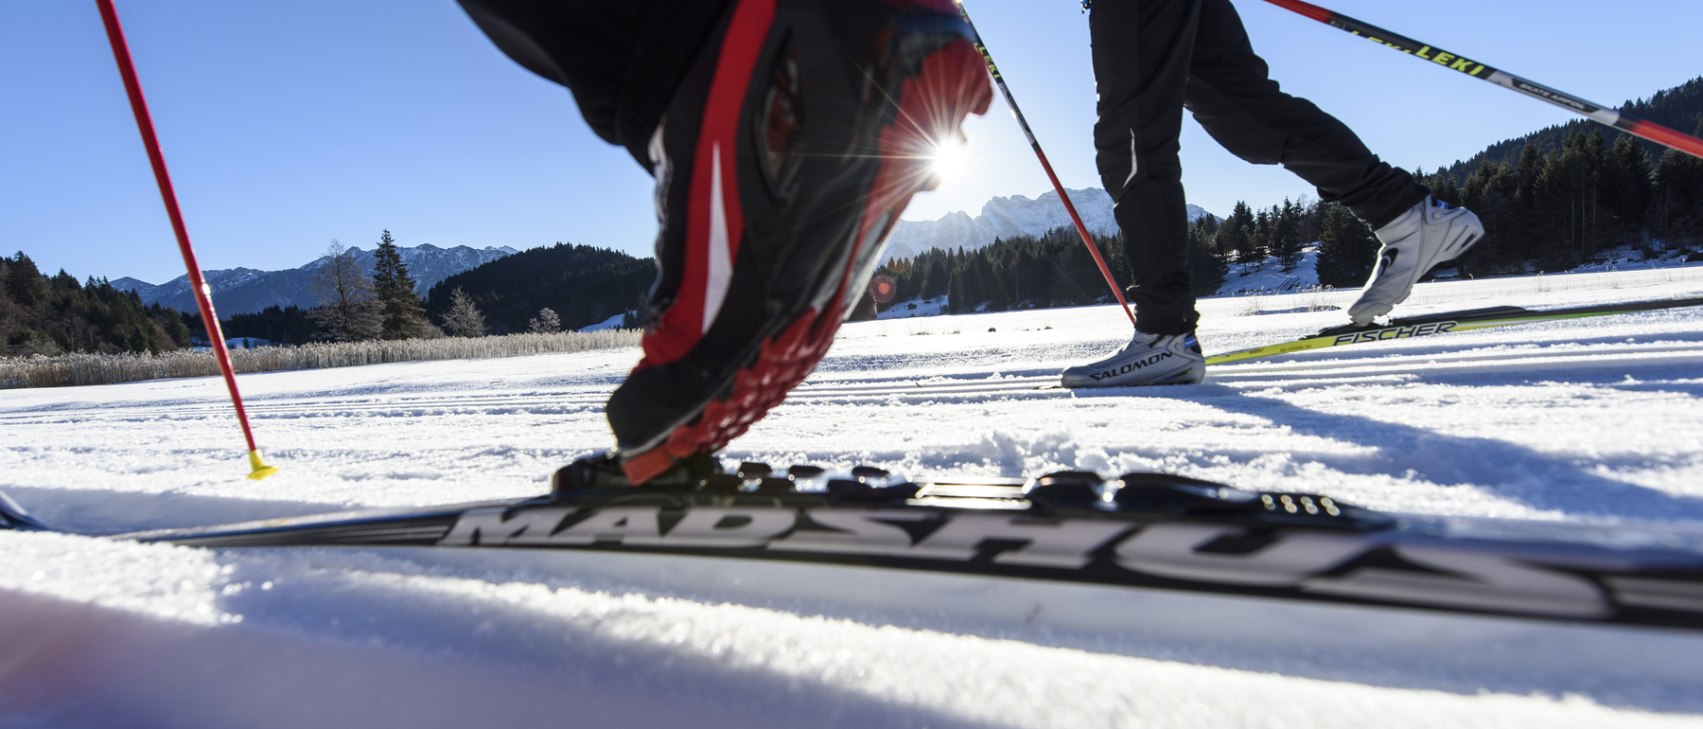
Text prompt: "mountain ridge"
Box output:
[[111, 243, 517, 316], [886, 187, 1214, 262]]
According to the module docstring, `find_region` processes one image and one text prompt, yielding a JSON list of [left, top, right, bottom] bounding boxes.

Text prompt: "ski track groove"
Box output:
[[3, 337, 1698, 422]]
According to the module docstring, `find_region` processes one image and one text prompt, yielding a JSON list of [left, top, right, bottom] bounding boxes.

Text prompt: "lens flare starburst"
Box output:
[[925, 135, 969, 186]]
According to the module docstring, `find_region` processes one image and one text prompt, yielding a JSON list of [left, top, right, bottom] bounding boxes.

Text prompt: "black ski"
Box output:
[[4, 457, 1703, 631], [1208, 295, 1703, 365]]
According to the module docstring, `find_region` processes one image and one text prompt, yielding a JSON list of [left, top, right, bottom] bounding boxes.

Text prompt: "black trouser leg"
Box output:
[[1090, 0, 1429, 335], [1186, 0, 1426, 228], [1090, 0, 1200, 335]]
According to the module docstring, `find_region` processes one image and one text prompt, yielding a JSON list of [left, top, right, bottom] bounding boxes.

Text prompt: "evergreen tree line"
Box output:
[[1196, 199, 1316, 277], [205, 234, 654, 345], [420, 242, 653, 335], [1419, 125, 1703, 273], [205, 305, 318, 346], [1193, 199, 1393, 290], [1, 252, 190, 356], [1440, 77, 1703, 182], [864, 198, 1381, 316], [864, 222, 1124, 317], [872, 226, 1137, 317]]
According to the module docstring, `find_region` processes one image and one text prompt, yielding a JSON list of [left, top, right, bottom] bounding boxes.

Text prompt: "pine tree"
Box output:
[[1650, 121, 1703, 244], [1314, 203, 1379, 287], [310, 241, 380, 342], [1252, 208, 1273, 261], [1272, 199, 1304, 273], [1421, 168, 1463, 207], [528, 307, 561, 333], [1184, 217, 1228, 296], [4, 252, 48, 307], [440, 286, 487, 337], [947, 248, 967, 314], [1455, 154, 1527, 274], [925, 253, 950, 300], [1535, 130, 1610, 264], [1605, 135, 1652, 239], [973, 252, 1006, 311], [0, 261, 14, 349], [1215, 202, 1257, 265], [1508, 143, 1546, 268], [370, 230, 427, 339]]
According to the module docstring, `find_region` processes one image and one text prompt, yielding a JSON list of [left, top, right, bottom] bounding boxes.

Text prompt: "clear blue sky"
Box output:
[[4, 1, 1700, 284]]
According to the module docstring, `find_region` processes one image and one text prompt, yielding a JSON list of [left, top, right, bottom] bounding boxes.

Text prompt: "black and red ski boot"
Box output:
[[606, 0, 992, 483]]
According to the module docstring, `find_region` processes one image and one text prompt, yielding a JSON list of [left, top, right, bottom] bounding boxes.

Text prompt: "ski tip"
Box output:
[[246, 450, 280, 481]]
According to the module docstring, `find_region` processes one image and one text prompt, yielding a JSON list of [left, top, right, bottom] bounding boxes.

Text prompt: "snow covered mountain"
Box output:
[[885, 187, 1214, 261], [111, 243, 517, 316]]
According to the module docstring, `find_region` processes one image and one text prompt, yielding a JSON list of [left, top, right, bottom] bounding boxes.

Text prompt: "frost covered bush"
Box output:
[[0, 329, 641, 389]]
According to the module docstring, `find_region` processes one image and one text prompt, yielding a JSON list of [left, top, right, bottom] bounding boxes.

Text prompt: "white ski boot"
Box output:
[[1348, 196, 1485, 326], [1060, 331, 1205, 388]]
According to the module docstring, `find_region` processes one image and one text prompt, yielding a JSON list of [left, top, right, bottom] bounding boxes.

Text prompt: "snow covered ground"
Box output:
[[4, 267, 1703, 727]]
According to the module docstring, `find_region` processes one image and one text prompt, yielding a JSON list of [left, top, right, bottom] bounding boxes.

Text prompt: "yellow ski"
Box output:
[[1207, 296, 1703, 365]]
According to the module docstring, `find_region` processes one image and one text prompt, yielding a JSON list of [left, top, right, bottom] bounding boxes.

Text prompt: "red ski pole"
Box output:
[[1262, 0, 1703, 160], [956, 3, 1138, 329], [95, 0, 278, 480]]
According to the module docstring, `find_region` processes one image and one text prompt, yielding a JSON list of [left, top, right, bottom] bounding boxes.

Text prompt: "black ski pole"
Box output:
[[1263, 0, 1703, 160], [956, 3, 1137, 329]]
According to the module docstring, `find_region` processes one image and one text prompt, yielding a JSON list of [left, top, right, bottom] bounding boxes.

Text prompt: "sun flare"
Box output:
[[925, 136, 969, 185]]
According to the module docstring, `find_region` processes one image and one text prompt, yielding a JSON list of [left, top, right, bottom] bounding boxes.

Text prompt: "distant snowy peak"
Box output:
[[309, 244, 521, 294], [117, 268, 269, 306], [296, 244, 517, 275], [886, 188, 1214, 260], [108, 277, 156, 298], [115, 244, 518, 315]]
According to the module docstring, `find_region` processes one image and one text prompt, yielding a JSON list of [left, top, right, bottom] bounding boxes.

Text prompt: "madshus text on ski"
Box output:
[[7, 458, 1702, 631]]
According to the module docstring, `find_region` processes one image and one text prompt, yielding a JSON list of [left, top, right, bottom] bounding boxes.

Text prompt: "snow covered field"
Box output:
[[4, 267, 1703, 727]]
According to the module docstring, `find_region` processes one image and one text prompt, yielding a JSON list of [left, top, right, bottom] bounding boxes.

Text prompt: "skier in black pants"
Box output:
[[1061, 0, 1484, 388], [457, 0, 993, 482]]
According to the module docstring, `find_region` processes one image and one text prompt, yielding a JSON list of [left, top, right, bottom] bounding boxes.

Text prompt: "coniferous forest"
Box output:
[[200, 242, 654, 343], [1, 252, 190, 356], [855, 198, 1335, 320], [421, 243, 653, 335]]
